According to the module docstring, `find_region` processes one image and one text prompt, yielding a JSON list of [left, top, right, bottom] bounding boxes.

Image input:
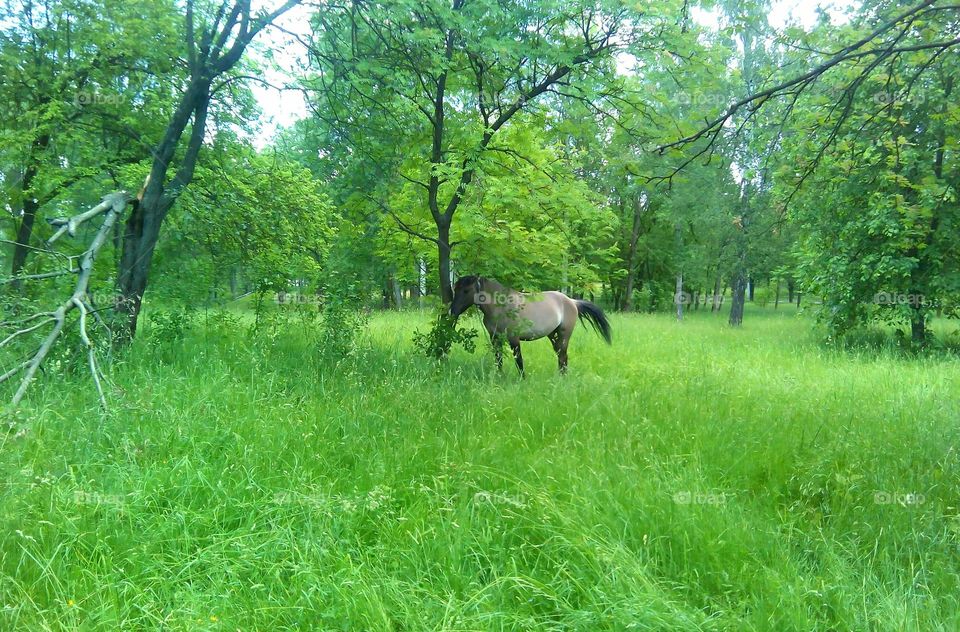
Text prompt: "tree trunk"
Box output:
[[774, 279, 780, 309], [675, 271, 683, 321], [9, 134, 51, 290], [910, 312, 926, 345], [389, 271, 403, 308], [115, 77, 210, 340], [729, 270, 746, 326], [622, 196, 644, 311], [437, 220, 453, 303], [9, 196, 39, 291], [674, 224, 683, 320], [116, 193, 173, 338]]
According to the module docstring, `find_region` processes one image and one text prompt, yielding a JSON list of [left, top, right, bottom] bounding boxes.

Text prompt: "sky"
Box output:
[[249, 0, 857, 144]]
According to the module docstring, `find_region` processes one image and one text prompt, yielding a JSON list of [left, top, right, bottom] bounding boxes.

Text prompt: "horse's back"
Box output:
[[514, 291, 574, 340]]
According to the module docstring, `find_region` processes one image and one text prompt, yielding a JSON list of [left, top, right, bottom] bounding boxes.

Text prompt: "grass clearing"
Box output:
[[2, 306, 959, 630]]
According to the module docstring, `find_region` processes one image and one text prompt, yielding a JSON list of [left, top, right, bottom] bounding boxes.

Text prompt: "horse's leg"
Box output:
[[490, 332, 504, 371], [508, 336, 525, 377], [549, 329, 569, 374]]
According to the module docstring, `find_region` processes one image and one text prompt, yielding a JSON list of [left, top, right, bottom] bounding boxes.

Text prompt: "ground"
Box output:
[[1, 306, 958, 630]]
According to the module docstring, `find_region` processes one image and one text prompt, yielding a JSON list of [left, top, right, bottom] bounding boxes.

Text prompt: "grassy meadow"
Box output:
[[2, 305, 959, 630]]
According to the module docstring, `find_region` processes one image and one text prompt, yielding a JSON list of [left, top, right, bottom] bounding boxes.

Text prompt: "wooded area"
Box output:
[[3, 0, 958, 368], [1, 1, 959, 628], [3, 0, 956, 369]]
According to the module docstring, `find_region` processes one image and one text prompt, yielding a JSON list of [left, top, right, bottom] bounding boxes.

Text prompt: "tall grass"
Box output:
[[1, 305, 958, 630]]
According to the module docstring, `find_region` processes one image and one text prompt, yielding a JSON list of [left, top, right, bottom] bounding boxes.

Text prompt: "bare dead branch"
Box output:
[[0, 269, 73, 285], [0, 191, 129, 409]]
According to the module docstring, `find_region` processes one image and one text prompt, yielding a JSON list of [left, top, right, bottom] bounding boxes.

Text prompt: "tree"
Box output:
[[778, 18, 959, 342], [0, 0, 181, 287], [114, 0, 298, 339], [304, 0, 660, 302]]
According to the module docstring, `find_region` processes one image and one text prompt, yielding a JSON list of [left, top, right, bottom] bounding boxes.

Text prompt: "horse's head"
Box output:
[[450, 275, 482, 317]]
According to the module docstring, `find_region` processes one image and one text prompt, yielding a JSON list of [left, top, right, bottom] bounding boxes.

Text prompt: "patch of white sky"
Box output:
[[245, 2, 313, 146], [248, 1, 858, 147], [695, 0, 856, 31]]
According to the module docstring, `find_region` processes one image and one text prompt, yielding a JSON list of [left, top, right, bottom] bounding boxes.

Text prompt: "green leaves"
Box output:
[[412, 309, 478, 360]]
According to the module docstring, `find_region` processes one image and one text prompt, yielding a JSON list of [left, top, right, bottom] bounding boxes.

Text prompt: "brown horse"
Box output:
[[449, 276, 611, 376]]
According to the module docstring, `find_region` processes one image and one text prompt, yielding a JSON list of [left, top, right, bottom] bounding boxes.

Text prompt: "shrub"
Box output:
[[413, 309, 478, 360]]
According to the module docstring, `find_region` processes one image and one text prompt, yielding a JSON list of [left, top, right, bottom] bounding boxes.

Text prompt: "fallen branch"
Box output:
[[0, 191, 130, 409]]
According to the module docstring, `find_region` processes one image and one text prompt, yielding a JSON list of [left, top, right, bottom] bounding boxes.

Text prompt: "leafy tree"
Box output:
[[114, 0, 299, 339], [0, 0, 181, 285], [778, 21, 959, 342], [303, 0, 668, 301]]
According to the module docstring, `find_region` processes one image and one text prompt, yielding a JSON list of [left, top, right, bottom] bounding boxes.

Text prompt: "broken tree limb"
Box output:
[[0, 269, 75, 285], [0, 191, 130, 409]]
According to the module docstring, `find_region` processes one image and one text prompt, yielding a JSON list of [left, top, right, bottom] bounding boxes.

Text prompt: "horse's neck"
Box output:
[[482, 279, 510, 293], [477, 278, 520, 318]]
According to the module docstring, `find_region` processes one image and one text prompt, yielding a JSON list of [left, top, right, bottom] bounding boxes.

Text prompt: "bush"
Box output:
[[317, 289, 368, 361], [145, 308, 193, 348], [412, 309, 478, 360]]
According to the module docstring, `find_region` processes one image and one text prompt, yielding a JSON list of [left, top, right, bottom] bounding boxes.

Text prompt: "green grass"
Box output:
[[2, 305, 959, 630]]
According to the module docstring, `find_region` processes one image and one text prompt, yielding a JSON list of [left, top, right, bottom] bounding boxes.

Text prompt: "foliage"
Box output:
[[776, 12, 960, 342], [143, 308, 194, 366], [152, 143, 336, 306], [314, 228, 378, 362], [412, 309, 479, 360]]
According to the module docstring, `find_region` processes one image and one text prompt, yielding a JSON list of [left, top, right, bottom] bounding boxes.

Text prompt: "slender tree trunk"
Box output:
[[389, 271, 403, 308], [910, 308, 926, 345], [437, 220, 452, 303], [675, 272, 683, 321], [774, 279, 780, 309], [622, 196, 644, 311], [729, 270, 746, 326], [9, 134, 51, 290], [674, 224, 683, 321]]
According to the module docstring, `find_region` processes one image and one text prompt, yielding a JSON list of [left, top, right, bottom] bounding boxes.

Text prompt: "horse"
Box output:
[[449, 276, 611, 376]]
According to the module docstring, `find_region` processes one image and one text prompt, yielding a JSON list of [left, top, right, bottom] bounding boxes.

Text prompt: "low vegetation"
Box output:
[[2, 306, 958, 630]]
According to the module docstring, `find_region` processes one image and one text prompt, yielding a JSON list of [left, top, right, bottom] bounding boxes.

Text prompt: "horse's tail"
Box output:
[[575, 300, 612, 344]]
